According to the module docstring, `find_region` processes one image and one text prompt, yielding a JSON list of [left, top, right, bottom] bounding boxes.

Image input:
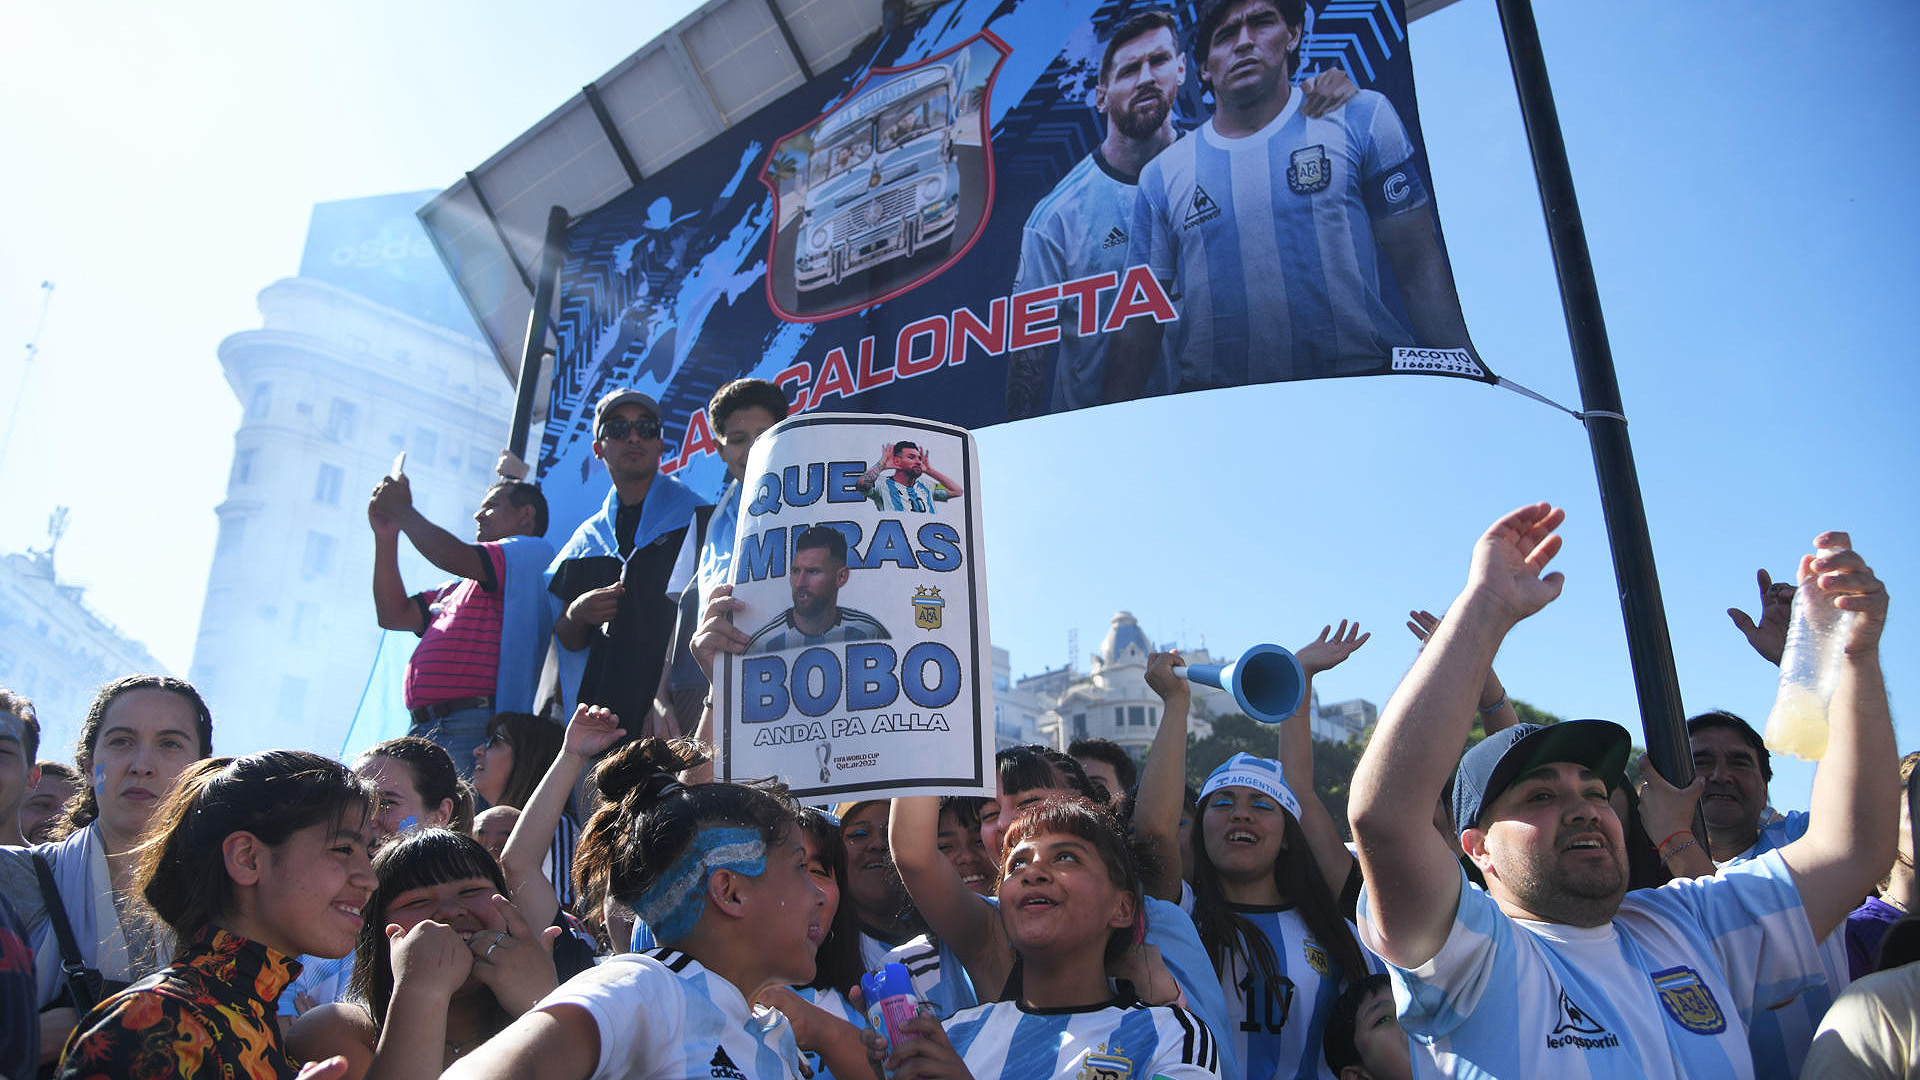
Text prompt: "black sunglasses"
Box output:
[[599, 416, 661, 441]]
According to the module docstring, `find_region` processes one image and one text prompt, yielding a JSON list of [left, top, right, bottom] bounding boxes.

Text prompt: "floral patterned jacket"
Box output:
[[57, 928, 302, 1080]]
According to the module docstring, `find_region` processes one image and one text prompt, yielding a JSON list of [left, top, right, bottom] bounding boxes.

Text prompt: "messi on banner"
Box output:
[[714, 414, 993, 801], [536, 0, 1485, 540]]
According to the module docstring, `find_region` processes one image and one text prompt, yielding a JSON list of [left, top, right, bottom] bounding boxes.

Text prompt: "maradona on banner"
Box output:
[[536, 0, 1487, 539], [713, 413, 992, 802]]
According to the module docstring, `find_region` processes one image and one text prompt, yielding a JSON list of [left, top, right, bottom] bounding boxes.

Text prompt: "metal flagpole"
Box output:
[[509, 206, 572, 461], [1493, 0, 1695, 790]]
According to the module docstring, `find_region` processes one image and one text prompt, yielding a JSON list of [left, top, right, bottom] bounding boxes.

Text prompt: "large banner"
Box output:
[[539, 0, 1486, 531], [714, 414, 992, 801]]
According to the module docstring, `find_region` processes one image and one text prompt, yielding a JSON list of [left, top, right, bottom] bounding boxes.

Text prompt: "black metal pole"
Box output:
[[1494, 0, 1693, 788], [509, 205, 571, 461]]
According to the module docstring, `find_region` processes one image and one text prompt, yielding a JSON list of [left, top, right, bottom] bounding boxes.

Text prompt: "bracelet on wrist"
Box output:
[[1477, 694, 1507, 715], [1659, 838, 1699, 865], [1655, 829, 1692, 855]]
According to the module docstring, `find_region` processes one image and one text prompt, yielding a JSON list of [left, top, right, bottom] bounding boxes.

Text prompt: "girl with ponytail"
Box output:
[[444, 737, 827, 1080]]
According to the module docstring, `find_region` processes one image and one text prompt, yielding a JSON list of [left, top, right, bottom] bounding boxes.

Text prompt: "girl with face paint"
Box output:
[[440, 738, 827, 1080]]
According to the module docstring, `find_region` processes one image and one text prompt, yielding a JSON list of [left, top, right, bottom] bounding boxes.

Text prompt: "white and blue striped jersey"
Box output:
[[1717, 810, 1847, 1080], [537, 948, 807, 1080], [1130, 89, 1428, 388], [867, 474, 945, 514], [882, 933, 980, 1019], [745, 607, 890, 654], [1360, 850, 1827, 1079], [945, 996, 1222, 1080], [1216, 905, 1383, 1080], [1014, 151, 1166, 411]]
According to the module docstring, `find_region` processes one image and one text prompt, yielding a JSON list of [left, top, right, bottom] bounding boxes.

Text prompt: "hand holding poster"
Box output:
[[714, 413, 992, 801]]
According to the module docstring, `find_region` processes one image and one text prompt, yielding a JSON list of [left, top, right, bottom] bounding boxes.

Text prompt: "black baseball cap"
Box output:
[[1451, 720, 1631, 838]]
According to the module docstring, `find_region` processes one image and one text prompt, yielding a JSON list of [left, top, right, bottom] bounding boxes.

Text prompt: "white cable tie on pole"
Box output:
[[1494, 376, 1627, 426]]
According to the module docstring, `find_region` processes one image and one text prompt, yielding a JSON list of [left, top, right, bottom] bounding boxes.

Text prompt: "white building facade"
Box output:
[[189, 193, 514, 756]]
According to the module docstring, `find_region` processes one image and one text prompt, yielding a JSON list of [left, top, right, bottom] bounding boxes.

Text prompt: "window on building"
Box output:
[[1072, 713, 1087, 740], [290, 602, 320, 644], [411, 427, 439, 467], [302, 531, 336, 578], [230, 449, 255, 486], [325, 399, 358, 442], [1113, 706, 1125, 727], [246, 383, 272, 421], [314, 463, 343, 506], [1128, 705, 1147, 726], [216, 517, 247, 556], [276, 676, 308, 722]]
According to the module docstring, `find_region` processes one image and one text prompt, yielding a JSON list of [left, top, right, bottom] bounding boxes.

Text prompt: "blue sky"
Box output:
[[1, 1, 1914, 813]]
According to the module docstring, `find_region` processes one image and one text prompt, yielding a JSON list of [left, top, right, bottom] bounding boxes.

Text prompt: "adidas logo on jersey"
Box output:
[[710, 1047, 746, 1080], [1102, 226, 1128, 249], [1182, 185, 1221, 229]]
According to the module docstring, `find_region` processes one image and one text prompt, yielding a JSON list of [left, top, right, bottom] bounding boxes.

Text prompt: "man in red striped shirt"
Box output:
[[370, 475, 555, 777]]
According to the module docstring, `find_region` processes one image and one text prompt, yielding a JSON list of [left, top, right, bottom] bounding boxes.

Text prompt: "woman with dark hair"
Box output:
[[286, 829, 567, 1079], [356, 737, 474, 841], [873, 796, 1222, 1080], [442, 738, 827, 1080], [0, 675, 213, 1070], [55, 749, 374, 1080], [470, 713, 576, 908]]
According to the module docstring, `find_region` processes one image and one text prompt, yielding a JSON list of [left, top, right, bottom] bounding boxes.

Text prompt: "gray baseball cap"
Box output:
[[593, 388, 661, 434]]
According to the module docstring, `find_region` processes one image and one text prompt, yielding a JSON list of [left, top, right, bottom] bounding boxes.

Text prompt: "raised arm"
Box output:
[[1407, 609, 1517, 734], [1349, 503, 1566, 968], [1777, 534, 1895, 941], [1727, 568, 1793, 667], [890, 795, 1003, 986], [500, 705, 622, 929], [1134, 651, 1191, 902], [1282, 623, 1370, 896], [371, 475, 488, 582], [369, 500, 424, 633], [681, 584, 750, 785]]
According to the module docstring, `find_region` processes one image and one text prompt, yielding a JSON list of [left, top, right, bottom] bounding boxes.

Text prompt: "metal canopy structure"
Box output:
[[420, 0, 1465, 385]]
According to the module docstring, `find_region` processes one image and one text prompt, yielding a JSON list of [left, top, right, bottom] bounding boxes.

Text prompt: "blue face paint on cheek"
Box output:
[[397, 816, 419, 833], [93, 764, 108, 795]]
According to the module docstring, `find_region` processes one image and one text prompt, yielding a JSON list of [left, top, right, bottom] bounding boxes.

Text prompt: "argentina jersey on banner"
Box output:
[[536, 0, 1485, 540]]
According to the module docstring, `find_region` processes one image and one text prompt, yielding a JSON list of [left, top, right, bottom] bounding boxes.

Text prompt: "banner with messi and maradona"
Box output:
[[538, 0, 1485, 530]]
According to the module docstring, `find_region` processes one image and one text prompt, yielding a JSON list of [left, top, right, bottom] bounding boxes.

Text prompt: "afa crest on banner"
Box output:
[[714, 414, 992, 801]]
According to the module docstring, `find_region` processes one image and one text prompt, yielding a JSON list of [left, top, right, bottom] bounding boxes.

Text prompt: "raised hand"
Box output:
[[1726, 568, 1793, 666], [1144, 650, 1188, 704], [1405, 609, 1441, 646], [690, 583, 750, 680], [1296, 620, 1370, 675], [1803, 532, 1889, 656], [564, 704, 624, 759], [466, 893, 561, 1016], [1466, 502, 1566, 624]]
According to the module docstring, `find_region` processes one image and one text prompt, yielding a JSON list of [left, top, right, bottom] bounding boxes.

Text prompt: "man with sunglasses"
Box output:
[[544, 389, 705, 735], [368, 472, 553, 777]]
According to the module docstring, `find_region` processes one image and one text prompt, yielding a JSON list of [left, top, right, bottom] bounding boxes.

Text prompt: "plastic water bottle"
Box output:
[[1763, 546, 1853, 761], [861, 962, 922, 1078]]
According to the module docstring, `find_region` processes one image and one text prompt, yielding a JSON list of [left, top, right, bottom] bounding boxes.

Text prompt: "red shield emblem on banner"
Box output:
[[761, 33, 1010, 323]]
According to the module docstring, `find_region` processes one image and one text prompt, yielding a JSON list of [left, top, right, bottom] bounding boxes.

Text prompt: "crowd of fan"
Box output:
[[0, 381, 1906, 1080]]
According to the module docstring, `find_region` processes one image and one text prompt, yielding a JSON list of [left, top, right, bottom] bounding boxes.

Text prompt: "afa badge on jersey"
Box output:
[[1287, 145, 1331, 194], [1651, 966, 1727, 1034], [1076, 1051, 1134, 1080]]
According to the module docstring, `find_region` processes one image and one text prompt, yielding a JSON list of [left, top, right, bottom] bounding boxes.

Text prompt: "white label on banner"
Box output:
[[1391, 347, 1485, 378], [714, 413, 992, 801]]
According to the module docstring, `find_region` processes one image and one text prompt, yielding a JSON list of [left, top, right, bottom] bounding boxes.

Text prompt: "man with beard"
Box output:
[[744, 525, 889, 654], [856, 441, 963, 515], [1005, 7, 1355, 416], [1349, 503, 1895, 1079], [1109, 0, 1473, 400]]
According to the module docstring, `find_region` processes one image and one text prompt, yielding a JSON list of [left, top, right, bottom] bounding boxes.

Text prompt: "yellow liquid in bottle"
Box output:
[[1764, 684, 1830, 761]]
